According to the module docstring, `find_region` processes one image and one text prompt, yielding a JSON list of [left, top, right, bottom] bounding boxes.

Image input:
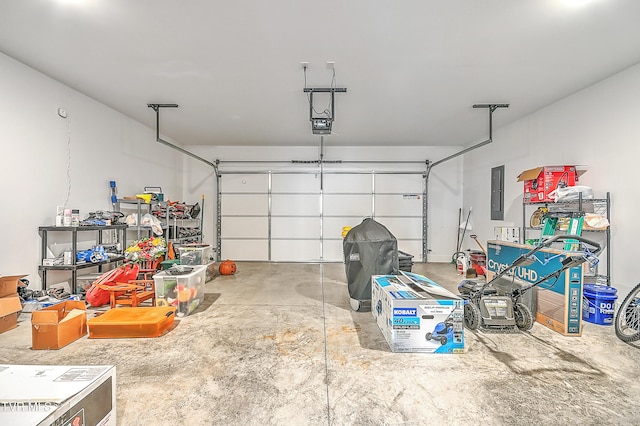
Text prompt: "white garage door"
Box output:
[[218, 171, 425, 262]]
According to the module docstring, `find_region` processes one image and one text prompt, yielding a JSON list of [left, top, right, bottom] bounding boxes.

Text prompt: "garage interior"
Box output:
[[1, 1, 640, 425]]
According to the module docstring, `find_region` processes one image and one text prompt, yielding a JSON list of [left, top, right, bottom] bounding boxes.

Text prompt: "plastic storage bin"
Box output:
[[178, 244, 212, 265], [153, 265, 206, 317], [398, 250, 414, 272], [87, 307, 176, 338]]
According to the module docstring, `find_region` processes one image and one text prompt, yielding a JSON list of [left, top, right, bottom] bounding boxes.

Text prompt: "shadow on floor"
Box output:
[[192, 293, 221, 314]]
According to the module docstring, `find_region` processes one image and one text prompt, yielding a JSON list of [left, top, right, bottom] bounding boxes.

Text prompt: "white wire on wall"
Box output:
[[62, 112, 72, 208]]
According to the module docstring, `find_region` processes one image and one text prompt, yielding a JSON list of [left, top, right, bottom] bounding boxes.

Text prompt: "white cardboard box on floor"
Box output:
[[372, 272, 465, 354], [0, 364, 115, 425]]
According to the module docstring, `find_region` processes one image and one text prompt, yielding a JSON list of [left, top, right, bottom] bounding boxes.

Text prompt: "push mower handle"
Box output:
[[537, 234, 601, 256], [489, 234, 601, 284]]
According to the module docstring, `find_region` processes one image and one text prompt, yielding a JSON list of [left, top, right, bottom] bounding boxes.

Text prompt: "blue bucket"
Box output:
[[582, 284, 617, 325]]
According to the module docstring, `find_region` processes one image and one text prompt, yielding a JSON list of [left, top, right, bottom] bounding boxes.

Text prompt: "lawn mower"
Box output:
[[458, 234, 601, 333], [425, 312, 456, 345]]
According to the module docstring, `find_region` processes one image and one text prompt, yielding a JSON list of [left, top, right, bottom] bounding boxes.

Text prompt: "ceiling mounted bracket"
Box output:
[[472, 103, 510, 140], [303, 87, 347, 135], [429, 103, 509, 169], [146, 103, 218, 176], [147, 103, 179, 140]]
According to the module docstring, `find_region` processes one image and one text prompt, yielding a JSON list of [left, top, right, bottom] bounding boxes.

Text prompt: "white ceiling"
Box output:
[[1, 0, 640, 147]]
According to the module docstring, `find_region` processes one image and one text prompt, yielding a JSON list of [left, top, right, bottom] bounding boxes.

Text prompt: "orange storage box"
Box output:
[[88, 307, 177, 338]]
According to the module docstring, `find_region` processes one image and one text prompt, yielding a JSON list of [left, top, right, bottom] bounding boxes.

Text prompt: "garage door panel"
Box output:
[[272, 174, 321, 193], [375, 174, 423, 193], [272, 217, 320, 239], [221, 174, 268, 192], [396, 240, 423, 262], [322, 240, 345, 262], [322, 217, 368, 241], [271, 194, 320, 216], [324, 194, 372, 216], [374, 194, 423, 216], [221, 217, 268, 238], [221, 194, 268, 216], [323, 174, 371, 193], [374, 217, 422, 240], [219, 172, 424, 262], [272, 240, 320, 262], [221, 240, 268, 261]]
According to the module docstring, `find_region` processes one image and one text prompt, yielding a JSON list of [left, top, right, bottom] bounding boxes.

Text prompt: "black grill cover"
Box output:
[[343, 218, 399, 311]]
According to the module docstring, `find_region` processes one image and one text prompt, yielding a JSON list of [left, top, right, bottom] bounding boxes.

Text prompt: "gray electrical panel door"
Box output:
[[491, 165, 504, 220]]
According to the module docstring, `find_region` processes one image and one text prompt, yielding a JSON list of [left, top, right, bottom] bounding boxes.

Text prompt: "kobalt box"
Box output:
[[371, 272, 464, 353]]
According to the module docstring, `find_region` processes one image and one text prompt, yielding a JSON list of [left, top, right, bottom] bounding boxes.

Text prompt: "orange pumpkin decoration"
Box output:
[[219, 259, 237, 275]]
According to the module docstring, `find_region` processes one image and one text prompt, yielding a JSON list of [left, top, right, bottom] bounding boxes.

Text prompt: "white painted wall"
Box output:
[[0, 52, 185, 290], [185, 145, 465, 263], [463, 63, 640, 297]]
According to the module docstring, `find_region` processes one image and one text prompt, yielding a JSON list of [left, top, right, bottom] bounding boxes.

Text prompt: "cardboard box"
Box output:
[[493, 226, 520, 243], [486, 240, 583, 336], [0, 364, 115, 425], [0, 275, 26, 334], [517, 165, 581, 203], [371, 272, 464, 353], [31, 300, 87, 350]]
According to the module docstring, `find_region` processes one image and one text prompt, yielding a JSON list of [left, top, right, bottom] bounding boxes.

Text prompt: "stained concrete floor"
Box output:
[[1, 262, 639, 425]]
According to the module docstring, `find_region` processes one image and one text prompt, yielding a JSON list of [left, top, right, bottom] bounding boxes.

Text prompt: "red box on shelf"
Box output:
[[517, 165, 582, 203]]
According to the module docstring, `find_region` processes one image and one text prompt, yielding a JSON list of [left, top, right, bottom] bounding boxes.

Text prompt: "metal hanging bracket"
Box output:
[[147, 103, 219, 176], [429, 103, 509, 169], [423, 103, 508, 262], [303, 87, 347, 135], [472, 103, 510, 141]]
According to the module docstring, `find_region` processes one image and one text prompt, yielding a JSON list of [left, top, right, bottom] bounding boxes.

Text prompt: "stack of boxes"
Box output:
[[178, 244, 216, 282], [0, 275, 25, 334]]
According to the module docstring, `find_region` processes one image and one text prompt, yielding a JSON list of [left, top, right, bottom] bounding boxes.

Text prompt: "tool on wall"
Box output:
[[470, 234, 487, 255], [458, 207, 472, 252], [455, 208, 462, 260], [452, 207, 473, 272]]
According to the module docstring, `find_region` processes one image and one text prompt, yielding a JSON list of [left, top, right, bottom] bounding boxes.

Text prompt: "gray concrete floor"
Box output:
[[1, 262, 639, 425]]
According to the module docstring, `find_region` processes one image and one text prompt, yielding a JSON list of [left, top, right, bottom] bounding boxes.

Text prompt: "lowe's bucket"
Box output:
[[582, 284, 617, 325]]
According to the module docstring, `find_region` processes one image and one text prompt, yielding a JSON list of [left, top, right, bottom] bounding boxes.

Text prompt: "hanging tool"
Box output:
[[453, 208, 462, 264], [452, 207, 472, 268], [199, 194, 205, 243], [458, 207, 472, 251], [470, 234, 487, 255]]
